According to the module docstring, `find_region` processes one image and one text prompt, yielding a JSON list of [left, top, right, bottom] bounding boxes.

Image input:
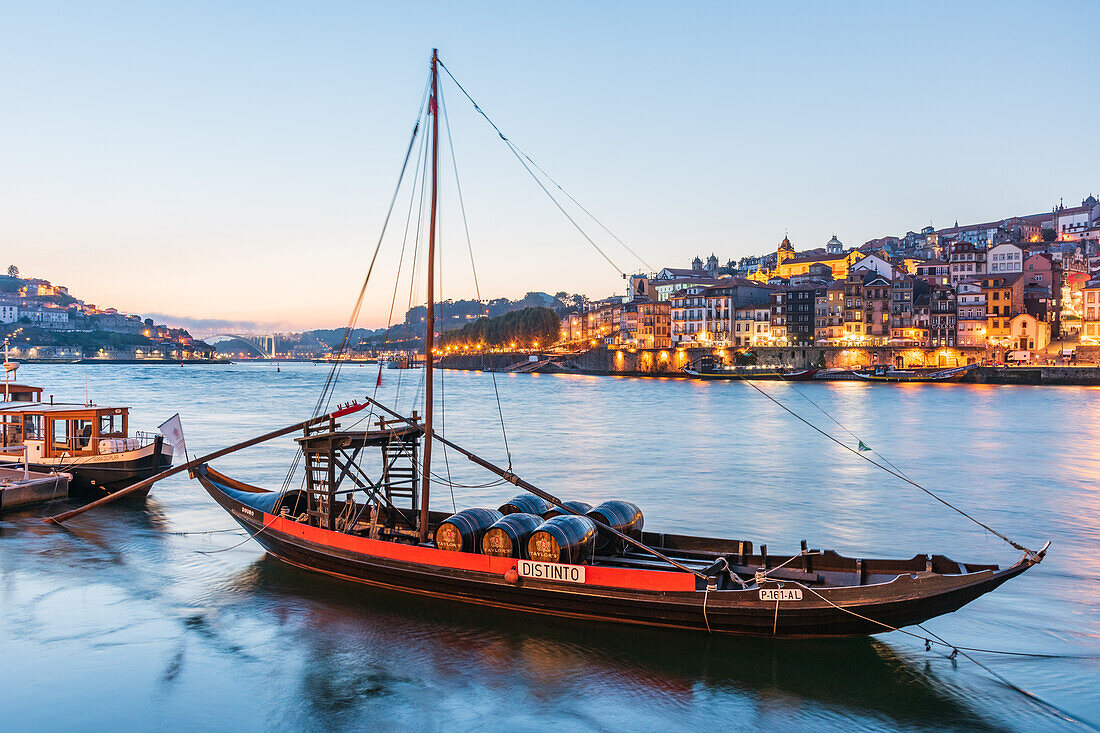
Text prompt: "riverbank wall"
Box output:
[[17, 358, 229, 365], [437, 347, 1100, 385]]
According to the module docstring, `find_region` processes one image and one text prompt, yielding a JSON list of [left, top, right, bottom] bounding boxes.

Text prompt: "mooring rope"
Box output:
[[195, 511, 281, 555], [783, 579, 1098, 730]]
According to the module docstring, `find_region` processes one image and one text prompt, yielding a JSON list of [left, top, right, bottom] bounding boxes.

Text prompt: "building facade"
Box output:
[[987, 243, 1024, 274], [955, 281, 987, 347], [929, 285, 957, 347]]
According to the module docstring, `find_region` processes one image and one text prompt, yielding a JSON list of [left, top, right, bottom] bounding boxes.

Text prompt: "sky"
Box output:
[[2, 1, 1098, 333]]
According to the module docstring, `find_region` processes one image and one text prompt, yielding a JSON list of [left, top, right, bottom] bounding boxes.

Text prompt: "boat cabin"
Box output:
[[0, 401, 132, 460], [1, 384, 43, 403]]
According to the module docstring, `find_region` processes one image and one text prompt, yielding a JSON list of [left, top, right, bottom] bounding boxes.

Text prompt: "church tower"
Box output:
[[706, 254, 719, 277], [777, 235, 795, 267]]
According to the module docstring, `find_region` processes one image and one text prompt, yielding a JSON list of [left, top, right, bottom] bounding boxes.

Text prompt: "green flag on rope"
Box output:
[[858, 440, 872, 452]]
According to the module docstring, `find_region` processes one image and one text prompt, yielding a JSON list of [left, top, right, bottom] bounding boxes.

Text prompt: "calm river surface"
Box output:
[[2, 363, 1098, 732]]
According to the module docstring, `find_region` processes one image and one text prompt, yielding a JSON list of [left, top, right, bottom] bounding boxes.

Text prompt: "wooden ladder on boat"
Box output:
[[302, 416, 339, 530], [378, 416, 419, 514]]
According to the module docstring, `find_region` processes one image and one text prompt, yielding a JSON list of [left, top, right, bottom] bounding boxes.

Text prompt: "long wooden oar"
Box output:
[[43, 403, 368, 525]]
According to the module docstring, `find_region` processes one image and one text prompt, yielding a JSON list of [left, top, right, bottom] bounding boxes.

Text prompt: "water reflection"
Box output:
[[3, 364, 1099, 731], [214, 557, 1000, 731]]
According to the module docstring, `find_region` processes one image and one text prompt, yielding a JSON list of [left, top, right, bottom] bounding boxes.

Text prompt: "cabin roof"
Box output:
[[0, 401, 128, 415]]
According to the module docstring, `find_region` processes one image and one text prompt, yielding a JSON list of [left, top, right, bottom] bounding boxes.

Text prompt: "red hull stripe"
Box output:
[[262, 512, 695, 592]]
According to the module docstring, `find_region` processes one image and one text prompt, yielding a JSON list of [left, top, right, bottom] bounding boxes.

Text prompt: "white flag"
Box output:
[[158, 413, 187, 458]]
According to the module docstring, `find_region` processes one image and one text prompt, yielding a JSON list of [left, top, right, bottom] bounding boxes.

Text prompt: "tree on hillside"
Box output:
[[438, 307, 560, 349], [7, 265, 17, 278]]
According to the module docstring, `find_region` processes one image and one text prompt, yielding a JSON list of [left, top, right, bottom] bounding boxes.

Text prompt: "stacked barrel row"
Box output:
[[433, 493, 644, 565]]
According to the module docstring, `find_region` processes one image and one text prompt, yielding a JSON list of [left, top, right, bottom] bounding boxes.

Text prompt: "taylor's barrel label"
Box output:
[[518, 559, 585, 584], [759, 588, 802, 601]]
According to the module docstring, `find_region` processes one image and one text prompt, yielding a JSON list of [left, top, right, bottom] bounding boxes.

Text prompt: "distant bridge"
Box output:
[[199, 333, 278, 358]]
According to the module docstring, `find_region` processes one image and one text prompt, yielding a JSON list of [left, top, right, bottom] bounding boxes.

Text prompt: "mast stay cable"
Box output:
[[278, 72, 430, 496], [438, 77, 514, 470], [317, 73, 432, 418], [438, 60, 650, 278], [437, 54, 1036, 556], [737, 376, 1035, 554], [370, 96, 431, 418]]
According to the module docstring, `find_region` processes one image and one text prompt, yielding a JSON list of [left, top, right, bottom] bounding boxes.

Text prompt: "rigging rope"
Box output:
[[777, 375, 913, 479], [374, 111, 431, 419], [316, 74, 432, 418], [438, 60, 648, 278], [395, 120, 432, 412], [736, 376, 1033, 553], [276, 72, 430, 497], [432, 95, 458, 515], [438, 80, 513, 469]]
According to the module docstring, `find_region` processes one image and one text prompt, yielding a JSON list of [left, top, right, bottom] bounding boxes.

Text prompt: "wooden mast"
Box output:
[[419, 49, 440, 544]]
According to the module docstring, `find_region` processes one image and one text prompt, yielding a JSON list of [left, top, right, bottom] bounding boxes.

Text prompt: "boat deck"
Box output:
[[0, 467, 69, 512]]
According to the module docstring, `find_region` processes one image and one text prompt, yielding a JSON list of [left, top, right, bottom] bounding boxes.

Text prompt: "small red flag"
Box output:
[[428, 95, 437, 116], [376, 369, 383, 387]]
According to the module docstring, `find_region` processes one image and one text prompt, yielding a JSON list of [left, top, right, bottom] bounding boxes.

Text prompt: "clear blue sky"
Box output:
[[2, 1, 1097, 331]]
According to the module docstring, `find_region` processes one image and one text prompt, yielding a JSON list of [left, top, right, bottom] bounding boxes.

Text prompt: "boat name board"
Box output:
[[518, 559, 585, 584], [759, 588, 802, 601]]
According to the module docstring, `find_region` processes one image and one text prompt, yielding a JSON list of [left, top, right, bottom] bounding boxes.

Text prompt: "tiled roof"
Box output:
[[962, 273, 1023, 286]]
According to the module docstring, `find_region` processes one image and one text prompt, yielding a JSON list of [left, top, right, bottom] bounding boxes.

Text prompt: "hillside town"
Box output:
[[559, 195, 1100, 362], [8, 195, 1100, 366], [0, 266, 215, 360]]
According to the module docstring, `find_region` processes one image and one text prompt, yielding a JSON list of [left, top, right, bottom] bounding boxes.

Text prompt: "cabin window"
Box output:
[[73, 419, 94, 449], [2, 417, 18, 446], [51, 419, 71, 451], [23, 415, 42, 439], [100, 414, 122, 436]]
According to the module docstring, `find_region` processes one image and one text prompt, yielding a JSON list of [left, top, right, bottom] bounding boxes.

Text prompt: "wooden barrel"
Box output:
[[480, 513, 543, 558], [587, 500, 644, 554], [526, 515, 597, 565], [498, 493, 551, 516], [434, 508, 503, 553], [542, 500, 593, 519]]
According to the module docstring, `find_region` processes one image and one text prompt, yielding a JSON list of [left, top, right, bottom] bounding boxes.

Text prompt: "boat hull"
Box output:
[[197, 465, 1039, 638], [856, 365, 976, 383], [0, 440, 173, 496], [682, 368, 819, 381], [858, 372, 969, 383], [0, 468, 70, 512]]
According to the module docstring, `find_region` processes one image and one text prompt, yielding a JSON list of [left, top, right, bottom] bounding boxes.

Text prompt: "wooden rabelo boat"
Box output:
[[682, 355, 818, 381], [855, 364, 976, 383], [195, 425, 1045, 637], [188, 51, 1045, 637]]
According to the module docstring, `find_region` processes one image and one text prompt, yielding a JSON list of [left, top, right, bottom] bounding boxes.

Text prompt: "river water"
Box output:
[[1, 363, 1097, 732]]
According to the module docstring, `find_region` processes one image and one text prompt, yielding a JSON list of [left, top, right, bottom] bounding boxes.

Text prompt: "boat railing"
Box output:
[[54, 431, 162, 456], [0, 444, 30, 478], [132, 431, 164, 447]]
